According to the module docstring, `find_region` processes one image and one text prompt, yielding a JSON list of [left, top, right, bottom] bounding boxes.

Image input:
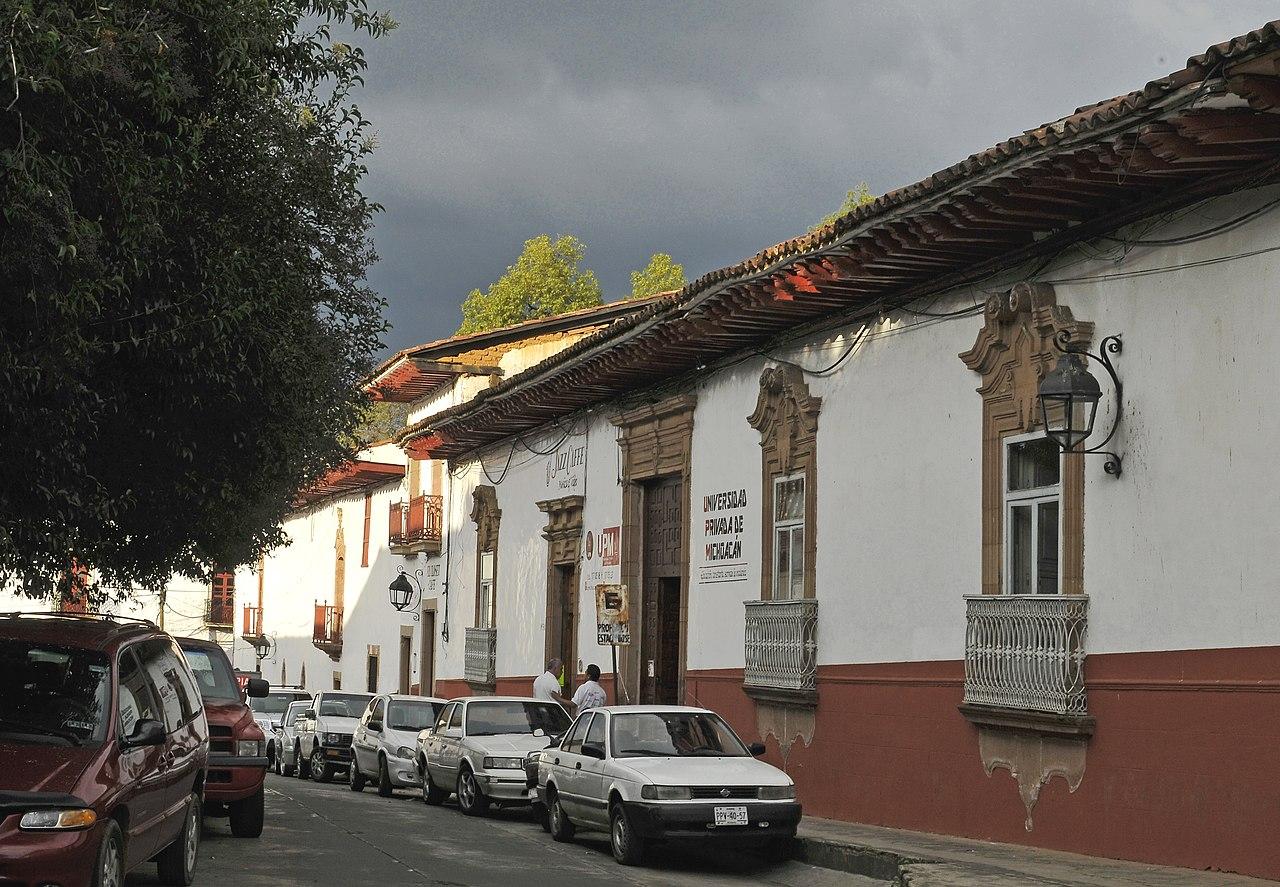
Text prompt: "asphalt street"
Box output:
[[125, 772, 882, 886]]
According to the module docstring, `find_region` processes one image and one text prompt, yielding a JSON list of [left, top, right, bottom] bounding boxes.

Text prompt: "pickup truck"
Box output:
[[294, 690, 374, 782]]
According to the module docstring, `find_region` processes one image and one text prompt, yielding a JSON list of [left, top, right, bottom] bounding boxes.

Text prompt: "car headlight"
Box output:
[[237, 739, 266, 757], [324, 733, 344, 745], [396, 746, 416, 760], [482, 756, 524, 770], [19, 809, 97, 830], [640, 785, 692, 801], [758, 785, 796, 800]]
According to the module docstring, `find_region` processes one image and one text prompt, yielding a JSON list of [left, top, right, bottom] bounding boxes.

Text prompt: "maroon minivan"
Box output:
[[0, 612, 209, 887]]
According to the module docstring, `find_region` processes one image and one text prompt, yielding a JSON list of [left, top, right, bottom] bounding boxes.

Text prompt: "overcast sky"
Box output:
[[354, 1, 1277, 354]]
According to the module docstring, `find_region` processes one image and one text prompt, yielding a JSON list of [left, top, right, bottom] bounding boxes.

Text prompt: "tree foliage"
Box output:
[[0, 1, 394, 600], [812, 182, 876, 230], [629, 252, 686, 299], [457, 234, 603, 334], [350, 400, 409, 446]]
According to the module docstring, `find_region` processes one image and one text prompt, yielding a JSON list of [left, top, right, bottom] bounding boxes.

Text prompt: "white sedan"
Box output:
[[535, 705, 801, 866]]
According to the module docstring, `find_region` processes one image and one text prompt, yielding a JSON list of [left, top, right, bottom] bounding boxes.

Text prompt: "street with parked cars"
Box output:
[[0, 611, 826, 886]]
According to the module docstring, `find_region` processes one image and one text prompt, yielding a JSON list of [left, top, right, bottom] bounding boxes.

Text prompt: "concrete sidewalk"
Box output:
[[795, 818, 1274, 886]]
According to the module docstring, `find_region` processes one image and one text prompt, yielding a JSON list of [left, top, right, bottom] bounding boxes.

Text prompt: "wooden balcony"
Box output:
[[313, 602, 343, 660], [242, 605, 266, 648], [388, 494, 443, 555], [205, 597, 234, 628]]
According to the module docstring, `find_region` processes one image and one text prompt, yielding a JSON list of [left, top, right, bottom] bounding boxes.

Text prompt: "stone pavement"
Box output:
[[795, 817, 1275, 886]]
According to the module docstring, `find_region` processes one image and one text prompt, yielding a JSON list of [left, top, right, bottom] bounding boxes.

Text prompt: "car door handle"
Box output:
[[575, 762, 581, 770], [554, 757, 560, 765]]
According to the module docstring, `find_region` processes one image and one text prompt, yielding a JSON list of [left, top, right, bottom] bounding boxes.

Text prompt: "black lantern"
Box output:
[[1038, 353, 1101, 451], [388, 571, 420, 614], [1037, 332, 1124, 476]]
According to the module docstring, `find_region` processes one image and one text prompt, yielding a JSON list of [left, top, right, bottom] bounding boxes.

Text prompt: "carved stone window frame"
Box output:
[[748, 364, 821, 601], [470, 485, 501, 628], [537, 495, 585, 668]]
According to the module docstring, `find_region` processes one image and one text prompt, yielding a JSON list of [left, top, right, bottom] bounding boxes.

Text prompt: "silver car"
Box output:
[[272, 699, 311, 776], [349, 694, 447, 796], [418, 696, 572, 815]]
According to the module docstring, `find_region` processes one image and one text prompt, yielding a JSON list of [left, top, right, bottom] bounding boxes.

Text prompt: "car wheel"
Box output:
[[421, 762, 446, 805], [456, 766, 489, 816], [93, 819, 124, 887], [377, 757, 394, 797], [764, 835, 794, 864], [229, 785, 265, 838], [310, 748, 332, 783], [266, 742, 276, 770], [349, 758, 367, 791], [156, 793, 200, 885], [295, 744, 310, 779], [610, 802, 646, 866], [548, 790, 574, 842], [272, 749, 282, 776], [535, 802, 550, 833]]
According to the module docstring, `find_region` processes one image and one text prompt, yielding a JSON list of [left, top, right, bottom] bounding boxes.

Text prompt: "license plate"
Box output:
[[713, 806, 748, 826]]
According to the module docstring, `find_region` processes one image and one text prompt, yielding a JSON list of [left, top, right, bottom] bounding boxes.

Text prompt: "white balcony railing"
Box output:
[[464, 627, 497, 689], [744, 598, 818, 695], [963, 594, 1089, 716]]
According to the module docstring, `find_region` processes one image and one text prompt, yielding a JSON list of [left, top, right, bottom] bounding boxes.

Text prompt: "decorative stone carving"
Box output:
[[978, 727, 1088, 832], [538, 496, 585, 566], [470, 485, 501, 552]]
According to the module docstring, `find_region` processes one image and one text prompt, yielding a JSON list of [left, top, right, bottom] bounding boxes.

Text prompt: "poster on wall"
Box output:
[[698, 487, 750, 584], [594, 583, 631, 646], [544, 434, 588, 494]]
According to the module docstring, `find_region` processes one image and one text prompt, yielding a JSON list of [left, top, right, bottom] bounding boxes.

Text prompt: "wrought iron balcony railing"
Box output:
[[205, 597, 234, 627], [464, 627, 497, 690], [388, 494, 443, 553], [963, 594, 1089, 716], [743, 598, 818, 700], [313, 602, 343, 659]]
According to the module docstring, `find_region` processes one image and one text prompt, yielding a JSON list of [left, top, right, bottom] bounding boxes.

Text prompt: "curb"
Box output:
[[794, 834, 923, 882]]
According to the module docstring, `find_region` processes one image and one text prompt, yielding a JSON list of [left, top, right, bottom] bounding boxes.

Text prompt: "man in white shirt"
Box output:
[[571, 664, 607, 713], [533, 658, 575, 713]]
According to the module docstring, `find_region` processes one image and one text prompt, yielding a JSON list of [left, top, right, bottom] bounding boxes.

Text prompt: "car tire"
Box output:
[[92, 819, 124, 887], [548, 790, 574, 842], [296, 744, 310, 779], [456, 766, 489, 816], [610, 802, 646, 866], [272, 749, 282, 776], [310, 748, 332, 783], [421, 763, 446, 806], [535, 802, 550, 833], [764, 835, 794, 864], [229, 785, 265, 838], [156, 793, 200, 885], [377, 757, 394, 797], [349, 759, 366, 791]]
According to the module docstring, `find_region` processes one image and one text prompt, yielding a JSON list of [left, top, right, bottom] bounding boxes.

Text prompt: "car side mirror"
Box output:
[[303, 710, 316, 720], [271, 720, 283, 731], [581, 741, 606, 760], [368, 719, 383, 732], [122, 718, 166, 748], [246, 678, 270, 698], [748, 742, 766, 757]]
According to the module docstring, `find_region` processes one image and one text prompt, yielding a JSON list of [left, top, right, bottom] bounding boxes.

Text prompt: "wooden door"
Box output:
[[420, 610, 436, 696], [641, 477, 683, 704], [399, 635, 412, 695]]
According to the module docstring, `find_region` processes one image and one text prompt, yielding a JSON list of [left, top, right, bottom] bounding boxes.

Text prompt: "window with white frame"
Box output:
[[772, 473, 805, 600], [477, 550, 496, 628], [1004, 434, 1061, 595]]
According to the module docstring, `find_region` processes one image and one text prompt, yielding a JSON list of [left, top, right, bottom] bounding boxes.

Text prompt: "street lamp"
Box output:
[[1038, 331, 1124, 476], [388, 570, 422, 619]]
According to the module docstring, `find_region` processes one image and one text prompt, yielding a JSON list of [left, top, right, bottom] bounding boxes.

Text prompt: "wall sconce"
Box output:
[[388, 569, 423, 621], [1038, 331, 1123, 476]]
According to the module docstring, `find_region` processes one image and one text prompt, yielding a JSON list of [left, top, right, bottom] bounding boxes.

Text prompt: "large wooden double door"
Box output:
[[641, 477, 683, 705]]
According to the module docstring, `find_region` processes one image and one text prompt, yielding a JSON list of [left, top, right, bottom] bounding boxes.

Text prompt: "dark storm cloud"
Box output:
[[354, 1, 1277, 352]]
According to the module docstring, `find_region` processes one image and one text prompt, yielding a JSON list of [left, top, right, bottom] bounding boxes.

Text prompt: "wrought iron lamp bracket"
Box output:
[[393, 569, 424, 622], [1052, 330, 1124, 477]]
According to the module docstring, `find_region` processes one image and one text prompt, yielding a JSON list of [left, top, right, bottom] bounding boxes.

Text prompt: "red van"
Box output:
[[176, 636, 268, 837], [0, 612, 208, 886]]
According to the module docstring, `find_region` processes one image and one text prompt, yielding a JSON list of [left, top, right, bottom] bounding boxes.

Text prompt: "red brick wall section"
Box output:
[[686, 647, 1280, 881]]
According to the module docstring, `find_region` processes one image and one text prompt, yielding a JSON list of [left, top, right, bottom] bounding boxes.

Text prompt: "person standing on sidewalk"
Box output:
[[533, 658, 575, 714], [570, 664, 607, 713]]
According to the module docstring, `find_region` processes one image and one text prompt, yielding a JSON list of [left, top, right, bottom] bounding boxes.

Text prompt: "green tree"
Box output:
[[457, 235, 603, 334], [1, 2, 395, 601], [812, 182, 876, 230], [629, 253, 687, 299], [350, 400, 410, 447]]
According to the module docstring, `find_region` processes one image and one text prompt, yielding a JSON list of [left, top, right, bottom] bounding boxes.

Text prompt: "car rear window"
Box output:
[[0, 640, 110, 746]]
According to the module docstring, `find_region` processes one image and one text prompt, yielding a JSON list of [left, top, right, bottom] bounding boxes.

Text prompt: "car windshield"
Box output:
[[611, 712, 749, 758], [387, 700, 444, 732], [0, 640, 111, 746], [319, 693, 371, 717], [179, 645, 241, 702], [465, 701, 571, 737], [251, 692, 307, 715]]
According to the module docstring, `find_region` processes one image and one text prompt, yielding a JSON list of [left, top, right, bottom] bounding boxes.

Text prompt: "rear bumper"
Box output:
[[204, 755, 268, 802], [621, 800, 802, 840]]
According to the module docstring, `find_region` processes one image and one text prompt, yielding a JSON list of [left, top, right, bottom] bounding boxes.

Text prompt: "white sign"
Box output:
[[594, 583, 631, 646], [698, 488, 749, 584], [545, 436, 587, 493]]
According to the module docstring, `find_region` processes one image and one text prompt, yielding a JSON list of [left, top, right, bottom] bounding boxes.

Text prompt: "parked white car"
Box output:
[[535, 706, 800, 866], [350, 694, 447, 796], [273, 699, 312, 776], [251, 688, 311, 770], [417, 696, 572, 815], [294, 690, 375, 782]]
